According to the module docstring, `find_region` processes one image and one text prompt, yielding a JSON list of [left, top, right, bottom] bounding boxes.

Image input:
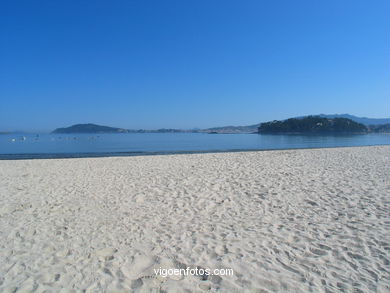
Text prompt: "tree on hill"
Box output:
[[258, 116, 368, 133]]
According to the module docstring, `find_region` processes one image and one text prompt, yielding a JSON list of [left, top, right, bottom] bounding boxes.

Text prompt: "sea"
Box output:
[[1, 133, 390, 159]]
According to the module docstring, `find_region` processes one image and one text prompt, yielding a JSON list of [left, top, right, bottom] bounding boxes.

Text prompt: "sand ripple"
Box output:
[[0, 146, 389, 292]]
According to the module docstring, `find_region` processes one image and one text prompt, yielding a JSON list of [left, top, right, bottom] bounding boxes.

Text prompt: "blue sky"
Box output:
[[1, 0, 389, 131]]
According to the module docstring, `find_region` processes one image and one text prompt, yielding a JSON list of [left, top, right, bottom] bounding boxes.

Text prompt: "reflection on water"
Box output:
[[0, 133, 389, 158]]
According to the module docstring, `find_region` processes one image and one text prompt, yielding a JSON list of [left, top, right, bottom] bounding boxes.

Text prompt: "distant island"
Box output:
[[199, 114, 390, 134], [51, 123, 262, 134], [258, 116, 368, 134], [52, 123, 129, 134], [51, 114, 390, 134]]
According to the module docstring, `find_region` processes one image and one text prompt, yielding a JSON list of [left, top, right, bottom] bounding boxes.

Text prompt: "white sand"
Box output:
[[0, 146, 389, 292]]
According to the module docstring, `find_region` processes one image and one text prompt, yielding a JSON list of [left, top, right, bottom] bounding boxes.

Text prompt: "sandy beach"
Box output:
[[0, 146, 389, 292]]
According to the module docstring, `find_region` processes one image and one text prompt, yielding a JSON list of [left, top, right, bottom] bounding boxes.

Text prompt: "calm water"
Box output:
[[1, 133, 390, 159]]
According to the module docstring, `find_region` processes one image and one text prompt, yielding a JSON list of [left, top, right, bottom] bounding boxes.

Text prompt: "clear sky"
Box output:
[[1, 0, 389, 131]]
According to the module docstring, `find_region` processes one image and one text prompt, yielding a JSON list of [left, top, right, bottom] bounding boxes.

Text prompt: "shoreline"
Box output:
[[1, 143, 390, 160]]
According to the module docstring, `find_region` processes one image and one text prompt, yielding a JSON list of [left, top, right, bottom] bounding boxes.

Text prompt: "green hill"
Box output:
[[258, 116, 368, 134], [52, 123, 129, 134]]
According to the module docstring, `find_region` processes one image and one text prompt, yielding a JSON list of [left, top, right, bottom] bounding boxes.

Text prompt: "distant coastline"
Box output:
[[50, 114, 390, 134]]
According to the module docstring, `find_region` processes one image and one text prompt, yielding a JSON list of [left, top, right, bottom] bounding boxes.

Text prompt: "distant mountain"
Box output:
[[296, 114, 390, 126], [52, 124, 260, 134], [52, 123, 129, 134], [369, 123, 390, 133], [258, 116, 368, 134], [51, 114, 390, 135], [136, 128, 189, 133], [197, 114, 390, 133], [199, 124, 260, 134]]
